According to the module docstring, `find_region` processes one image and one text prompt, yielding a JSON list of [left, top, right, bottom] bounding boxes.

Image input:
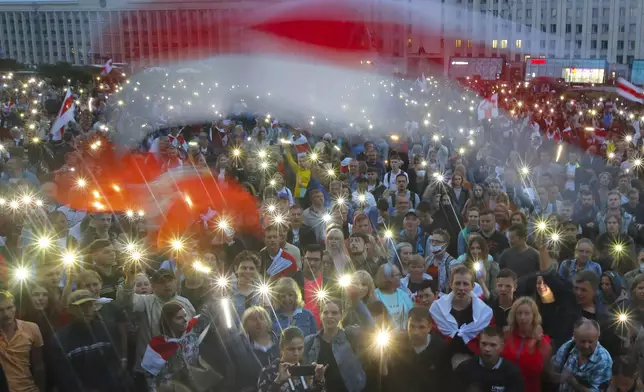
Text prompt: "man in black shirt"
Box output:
[[388, 307, 452, 392], [455, 327, 524, 392], [485, 268, 517, 331], [479, 209, 509, 260], [87, 239, 123, 299]]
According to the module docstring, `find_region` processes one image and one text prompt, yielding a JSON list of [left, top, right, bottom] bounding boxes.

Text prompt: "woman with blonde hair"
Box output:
[[343, 270, 377, 327], [501, 297, 551, 392], [325, 227, 350, 272], [229, 306, 280, 392], [271, 277, 318, 337], [353, 270, 377, 304], [373, 264, 413, 330]]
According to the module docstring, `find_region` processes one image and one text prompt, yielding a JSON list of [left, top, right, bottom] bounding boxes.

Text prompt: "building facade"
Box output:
[[0, 0, 259, 67], [1, 0, 644, 80]]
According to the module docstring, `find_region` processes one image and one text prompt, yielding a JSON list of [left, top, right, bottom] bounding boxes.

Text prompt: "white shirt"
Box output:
[[351, 190, 377, 209], [384, 170, 408, 190]]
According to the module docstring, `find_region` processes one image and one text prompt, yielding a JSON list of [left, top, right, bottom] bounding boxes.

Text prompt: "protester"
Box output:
[[454, 326, 525, 391], [551, 318, 613, 391], [0, 60, 642, 392], [258, 326, 327, 392], [502, 297, 552, 392], [430, 266, 494, 368], [0, 290, 45, 392], [48, 290, 125, 392], [388, 307, 452, 392]]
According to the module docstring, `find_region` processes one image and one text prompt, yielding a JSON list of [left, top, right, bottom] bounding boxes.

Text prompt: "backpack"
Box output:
[[390, 191, 418, 209]]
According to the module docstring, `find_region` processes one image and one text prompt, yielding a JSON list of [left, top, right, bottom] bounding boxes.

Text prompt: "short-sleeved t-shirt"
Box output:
[[0, 319, 44, 392]]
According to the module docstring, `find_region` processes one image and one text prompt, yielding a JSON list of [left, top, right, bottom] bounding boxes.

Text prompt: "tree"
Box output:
[[36, 62, 93, 87], [0, 59, 26, 72]]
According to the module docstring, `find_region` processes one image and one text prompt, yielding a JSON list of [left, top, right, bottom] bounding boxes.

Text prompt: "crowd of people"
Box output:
[[0, 68, 643, 392]]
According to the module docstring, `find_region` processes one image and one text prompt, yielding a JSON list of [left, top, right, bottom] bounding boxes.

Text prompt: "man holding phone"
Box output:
[[258, 327, 327, 392]]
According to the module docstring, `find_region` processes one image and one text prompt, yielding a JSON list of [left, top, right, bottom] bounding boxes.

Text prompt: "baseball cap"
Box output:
[[68, 290, 97, 307], [404, 210, 418, 218], [151, 268, 176, 283]]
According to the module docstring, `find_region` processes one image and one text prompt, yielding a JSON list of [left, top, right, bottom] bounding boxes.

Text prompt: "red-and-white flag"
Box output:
[[50, 89, 75, 141], [293, 133, 309, 157], [140, 316, 201, 376], [616, 78, 644, 104], [101, 59, 113, 76], [584, 127, 608, 144], [477, 93, 499, 121]]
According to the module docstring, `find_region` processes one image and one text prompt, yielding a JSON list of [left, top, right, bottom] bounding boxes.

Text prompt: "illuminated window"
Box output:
[[407, 38, 412, 47], [501, 40, 508, 48], [467, 40, 472, 48], [492, 40, 498, 48], [455, 39, 462, 48], [515, 40, 522, 48]]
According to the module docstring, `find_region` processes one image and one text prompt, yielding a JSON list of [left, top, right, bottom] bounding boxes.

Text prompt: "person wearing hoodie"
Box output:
[[428, 194, 463, 257], [599, 271, 629, 311]]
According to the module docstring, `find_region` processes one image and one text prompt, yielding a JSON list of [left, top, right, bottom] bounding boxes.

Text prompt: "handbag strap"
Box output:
[[197, 324, 211, 345]]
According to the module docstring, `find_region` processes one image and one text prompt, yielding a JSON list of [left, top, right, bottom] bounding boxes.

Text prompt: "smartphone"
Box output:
[[289, 365, 316, 377]]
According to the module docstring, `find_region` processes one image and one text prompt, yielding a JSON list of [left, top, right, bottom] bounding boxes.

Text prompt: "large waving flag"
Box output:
[[50, 88, 75, 141], [616, 77, 644, 104], [477, 93, 499, 121], [98, 0, 559, 130], [101, 59, 113, 76]]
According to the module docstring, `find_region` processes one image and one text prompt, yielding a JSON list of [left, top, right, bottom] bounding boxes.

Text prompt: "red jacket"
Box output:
[[502, 329, 551, 392]]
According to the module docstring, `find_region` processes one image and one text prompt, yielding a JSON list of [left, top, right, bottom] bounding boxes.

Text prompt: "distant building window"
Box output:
[[515, 40, 522, 48]]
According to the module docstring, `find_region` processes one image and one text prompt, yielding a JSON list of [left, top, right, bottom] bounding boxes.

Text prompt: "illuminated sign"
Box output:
[[530, 59, 547, 65], [451, 61, 469, 65], [562, 68, 605, 83]]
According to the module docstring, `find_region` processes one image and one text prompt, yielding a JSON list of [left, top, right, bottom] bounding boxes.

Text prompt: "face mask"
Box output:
[[431, 245, 444, 254]]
